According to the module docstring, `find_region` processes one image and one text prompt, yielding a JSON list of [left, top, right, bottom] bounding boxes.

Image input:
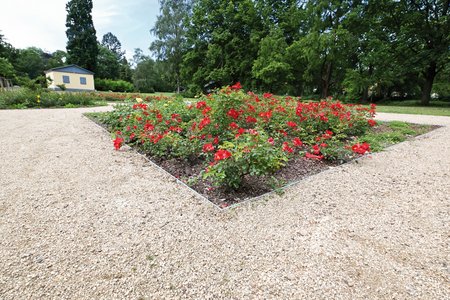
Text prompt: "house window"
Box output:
[[80, 77, 87, 85], [62, 75, 70, 84]]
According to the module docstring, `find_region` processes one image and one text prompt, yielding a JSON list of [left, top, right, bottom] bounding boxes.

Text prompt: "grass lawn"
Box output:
[[375, 105, 450, 116], [369, 100, 450, 116]]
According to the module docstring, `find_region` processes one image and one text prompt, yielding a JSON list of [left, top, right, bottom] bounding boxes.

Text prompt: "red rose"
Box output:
[[246, 116, 257, 123], [214, 149, 232, 161], [293, 138, 303, 147], [287, 121, 297, 128], [113, 137, 124, 150], [305, 152, 324, 160], [282, 142, 294, 153], [227, 108, 240, 120], [202, 143, 215, 152], [231, 82, 242, 90], [196, 101, 207, 109]]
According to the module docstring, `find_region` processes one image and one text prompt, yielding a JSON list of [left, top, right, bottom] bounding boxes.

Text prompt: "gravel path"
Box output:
[[1, 107, 449, 299]]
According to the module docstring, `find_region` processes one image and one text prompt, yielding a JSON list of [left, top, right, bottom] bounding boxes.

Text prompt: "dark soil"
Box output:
[[151, 154, 335, 208]]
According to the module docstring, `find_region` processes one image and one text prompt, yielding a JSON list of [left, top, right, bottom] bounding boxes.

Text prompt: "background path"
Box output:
[[1, 108, 449, 299]]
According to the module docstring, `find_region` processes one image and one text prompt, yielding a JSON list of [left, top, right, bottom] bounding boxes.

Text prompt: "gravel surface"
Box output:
[[1, 107, 449, 299]]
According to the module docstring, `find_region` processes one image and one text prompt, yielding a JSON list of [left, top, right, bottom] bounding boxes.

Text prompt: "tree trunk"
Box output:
[[420, 62, 437, 106], [176, 72, 181, 94], [362, 65, 374, 103], [321, 62, 332, 98]]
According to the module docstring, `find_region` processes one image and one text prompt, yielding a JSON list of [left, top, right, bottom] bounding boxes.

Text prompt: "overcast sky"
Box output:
[[0, 0, 160, 59]]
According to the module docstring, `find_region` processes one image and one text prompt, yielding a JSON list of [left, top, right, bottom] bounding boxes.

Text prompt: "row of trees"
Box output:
[[2, 0, 448, 101], [0, 31, 135, 88], [152, 0, 449, 104]]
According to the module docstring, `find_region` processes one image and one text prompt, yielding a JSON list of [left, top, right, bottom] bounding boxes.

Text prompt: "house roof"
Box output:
[[45, 64, 94, 75]]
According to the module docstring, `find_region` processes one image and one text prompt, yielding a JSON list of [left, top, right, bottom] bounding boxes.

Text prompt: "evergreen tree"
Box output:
[[65, 0, 98, 72]]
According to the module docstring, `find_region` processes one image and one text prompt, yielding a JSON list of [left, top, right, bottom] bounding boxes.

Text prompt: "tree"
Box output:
[[151, 0, 192, 93], [252, 29, 293, 93], [96, 45, 121, 79], [101, 32, 125, 60], [0, 57, 16, 78], [15, 47, 46, 79], [0, 32, 18, 65], [46, 50, 68, 69], [131, 48, 147, 67], [65, 0, 98, 72], [133, 58, 172, 92], [394, 0, 450, 105], [182, 0, 262, 92]]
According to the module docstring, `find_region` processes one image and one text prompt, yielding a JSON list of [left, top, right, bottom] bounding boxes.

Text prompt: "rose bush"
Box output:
[[106, 85, 376, 189]]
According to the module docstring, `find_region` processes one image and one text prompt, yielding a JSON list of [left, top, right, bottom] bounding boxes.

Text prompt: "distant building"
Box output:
[[45, 65, 95, 91]]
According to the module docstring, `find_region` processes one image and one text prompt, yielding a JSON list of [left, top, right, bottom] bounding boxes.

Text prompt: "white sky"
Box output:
[[0, 0, 160, 59]]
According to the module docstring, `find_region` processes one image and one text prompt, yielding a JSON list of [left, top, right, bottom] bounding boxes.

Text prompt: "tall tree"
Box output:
[[0, 32, 18, 64], [182, 0, 262, 93], [252, 28, 292, 93], [395, 0, 449, 105], [96, 45, 121, 79], [15, 47, 46, 79], [46, 50, 68, 69], [131, 48, 147, 67], [65, 0, 98, 72], [151, 0, 192, 93], [101, 32, 125, 60]]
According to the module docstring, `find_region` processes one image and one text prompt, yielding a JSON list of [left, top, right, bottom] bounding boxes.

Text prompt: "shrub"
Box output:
[[95, 78, 134, 93], [105, 84, 376, 189]]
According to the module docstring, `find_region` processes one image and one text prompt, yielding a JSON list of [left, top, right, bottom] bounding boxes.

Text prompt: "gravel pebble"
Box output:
[[0, 107, 449, 299]]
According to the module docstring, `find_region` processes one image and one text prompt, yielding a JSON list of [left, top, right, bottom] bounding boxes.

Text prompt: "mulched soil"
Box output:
[[151, 154, 335, 208]]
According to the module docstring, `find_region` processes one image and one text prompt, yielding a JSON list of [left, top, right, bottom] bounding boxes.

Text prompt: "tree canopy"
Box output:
[[148, 0, 449, 103]]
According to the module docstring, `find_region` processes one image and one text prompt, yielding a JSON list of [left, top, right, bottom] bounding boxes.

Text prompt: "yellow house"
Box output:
[[45, 65, 95, 91]]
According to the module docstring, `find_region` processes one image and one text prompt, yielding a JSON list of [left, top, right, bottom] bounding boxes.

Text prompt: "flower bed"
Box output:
[[90, 84, 401, 206], [0, 88, 106, 109]]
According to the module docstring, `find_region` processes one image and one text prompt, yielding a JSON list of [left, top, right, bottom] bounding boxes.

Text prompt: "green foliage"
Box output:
[[96, 45, 121, 79], [14, 47, 45, 79], [150, 0, 192, 92], [204, 133, 288, 190], [252, 29, 292, 94], [57, 84, 67, 91], [95, 78, 134, 93], [173, 0, 449, 102], [65, 0, 98, 72], [182, 0, 262, 91], [101, 32, 125, 60], [132, 59, 172, 93], [0, 88, 104, 109], [46, 50, 68, 69], [0, 57, 16, 78]]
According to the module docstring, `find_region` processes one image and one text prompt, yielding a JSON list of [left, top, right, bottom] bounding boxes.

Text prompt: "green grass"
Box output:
[[374, 105, 450, 116], [365, 100, 450, 116], [358, 121, 434, 152]]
